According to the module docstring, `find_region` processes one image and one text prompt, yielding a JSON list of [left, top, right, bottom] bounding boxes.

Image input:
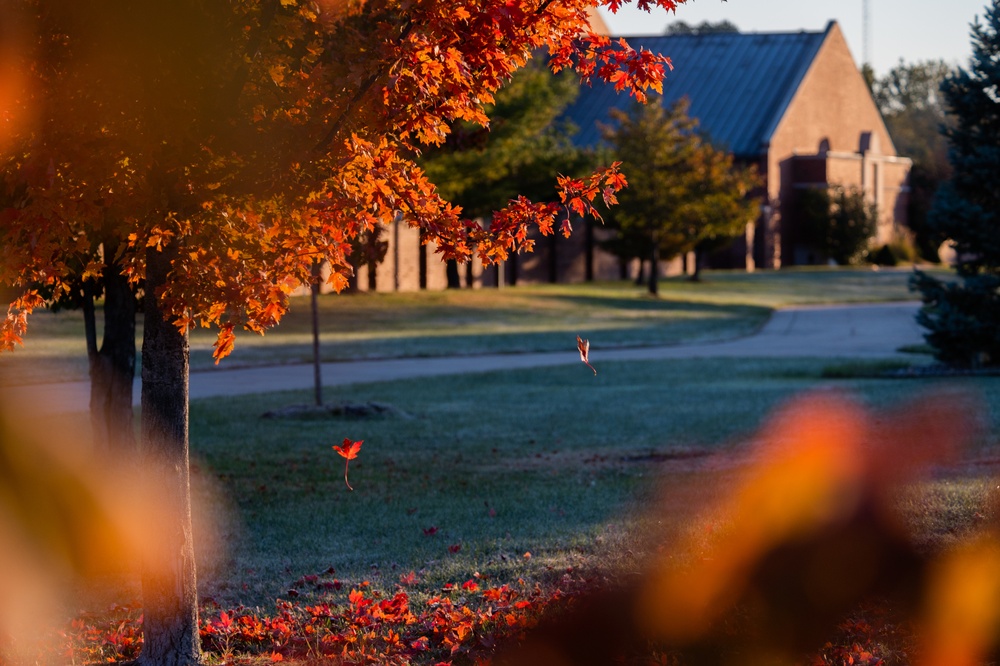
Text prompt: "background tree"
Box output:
[[0, 128, 138, 455], [601, 97, 758, 294], [684, 146, 760, 281], [795, 186, 878, 265], [420, 61, 594, 287], [664, 19, 739, 34], [912, 0, 1000, 368], [0, 1, 677, 663], [871, 59, 953, 259]]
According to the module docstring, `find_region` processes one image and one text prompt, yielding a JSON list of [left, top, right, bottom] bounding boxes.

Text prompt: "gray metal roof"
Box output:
[[564, 23, 832, 158]]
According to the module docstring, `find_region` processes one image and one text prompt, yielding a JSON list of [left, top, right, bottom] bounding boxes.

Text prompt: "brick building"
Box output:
[[349, 20, 910, 292], [563, 20, 911, 272]]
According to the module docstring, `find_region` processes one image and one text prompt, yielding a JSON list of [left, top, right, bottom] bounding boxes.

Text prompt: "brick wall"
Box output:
[[766, 22, 911, 266]]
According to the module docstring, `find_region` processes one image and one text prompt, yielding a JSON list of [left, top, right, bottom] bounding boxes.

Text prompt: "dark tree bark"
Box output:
[[634, 259, 645, 286], [310, 261, 323, 407], [584, 218, 594, 282], [418, 239, 427, 290], [90, 245, 137, 453], [80, 241, 138, 455], [648, 237, 660, 296], [446, 259, 460, 288], [689, 246, 703, 282], [135, 245, 201, 666], [547, 234, 558, 284]]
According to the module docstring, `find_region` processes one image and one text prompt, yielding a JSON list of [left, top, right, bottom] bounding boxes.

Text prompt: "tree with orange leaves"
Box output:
[[1, 0, 685, 663]]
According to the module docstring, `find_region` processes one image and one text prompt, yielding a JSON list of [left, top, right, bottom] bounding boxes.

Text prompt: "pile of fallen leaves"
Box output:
[[6, 582, 921, 666], [19, 577, 580, 665]]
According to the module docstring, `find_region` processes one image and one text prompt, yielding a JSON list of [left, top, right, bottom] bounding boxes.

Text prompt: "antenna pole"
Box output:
[[862, 0, 872, 66]]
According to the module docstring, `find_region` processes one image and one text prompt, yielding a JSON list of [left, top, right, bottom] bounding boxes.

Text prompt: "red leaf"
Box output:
[[332, 438, 364, 490], [333, 438, 363, 460]]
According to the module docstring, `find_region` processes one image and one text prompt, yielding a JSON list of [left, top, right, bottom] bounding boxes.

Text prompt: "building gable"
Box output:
[[563, 27, 827, 157], [769, 21, 898, 158]]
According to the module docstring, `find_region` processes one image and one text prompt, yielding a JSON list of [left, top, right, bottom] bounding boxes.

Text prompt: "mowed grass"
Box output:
[[0, 266, 935, 385], [178, 356, 1000, 609]]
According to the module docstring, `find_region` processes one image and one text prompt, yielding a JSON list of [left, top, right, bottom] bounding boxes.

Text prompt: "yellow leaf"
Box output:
[[269, 64, 286, 86], [329, 272, 349, 294]]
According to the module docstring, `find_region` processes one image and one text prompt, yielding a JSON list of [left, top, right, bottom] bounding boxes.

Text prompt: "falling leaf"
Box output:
[[577, 335, 597, 375], [448, 544, 462, 554], [332, 438, 363, 491]]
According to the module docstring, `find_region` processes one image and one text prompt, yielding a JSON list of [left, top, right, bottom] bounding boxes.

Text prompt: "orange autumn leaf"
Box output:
[[333, 438, 363, 491]]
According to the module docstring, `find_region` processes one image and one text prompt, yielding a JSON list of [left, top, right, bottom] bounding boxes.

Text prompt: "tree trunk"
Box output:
[[547, 234, 558, 284], [446, 260, 460, 289], [310, 261, 323, 407], [90, 249, 137, 454], [689, 246, 703, 282], [81, 245, 138, 456], [418, 240, 427, 290], [366, 258, 377, 291], [634, 259, 645, 286], [584, 219, 594, 282], [135, 245, 201, 666], [648, 241, 660, 296]]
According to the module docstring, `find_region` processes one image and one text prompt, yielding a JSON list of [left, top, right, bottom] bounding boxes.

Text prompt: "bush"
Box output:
[[872, 233, 919, 266], [796, 186, 878, 265], [871, 244, 897, 266]]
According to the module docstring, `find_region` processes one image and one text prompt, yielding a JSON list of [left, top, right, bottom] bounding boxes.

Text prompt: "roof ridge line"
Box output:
[[610, 26, 830, 40]]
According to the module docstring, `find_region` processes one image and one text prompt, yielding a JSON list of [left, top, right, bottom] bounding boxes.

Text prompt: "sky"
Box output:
[[598, 0, 992, 76]]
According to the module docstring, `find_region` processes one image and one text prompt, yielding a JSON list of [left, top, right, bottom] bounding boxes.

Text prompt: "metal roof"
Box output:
[[564, 23, 832, 158]]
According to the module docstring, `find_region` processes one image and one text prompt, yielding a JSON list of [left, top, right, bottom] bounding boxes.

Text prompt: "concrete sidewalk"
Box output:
[[3, 302, 926, 414]]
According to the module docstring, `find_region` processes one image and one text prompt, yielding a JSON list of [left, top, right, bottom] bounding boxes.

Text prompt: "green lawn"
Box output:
[[0, 267, 935, 385], [171, 355, 999, 610]]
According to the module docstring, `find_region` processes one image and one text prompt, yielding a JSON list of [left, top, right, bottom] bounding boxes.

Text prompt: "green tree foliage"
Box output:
[[420, 62, 592, 287], [664, 19, 739, 35], [912, 0, 1000, 368], [601, 97, 759, 294], [796, 186, 878, 265], [421, 62, 591, 218], [871, 59, 953, 259]]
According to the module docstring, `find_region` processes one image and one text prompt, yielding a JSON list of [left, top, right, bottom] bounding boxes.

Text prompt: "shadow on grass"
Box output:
[[543, 291, 772, 316]]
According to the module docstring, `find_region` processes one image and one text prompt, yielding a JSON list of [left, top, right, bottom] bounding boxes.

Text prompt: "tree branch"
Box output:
[[313, 19, 415, 154]]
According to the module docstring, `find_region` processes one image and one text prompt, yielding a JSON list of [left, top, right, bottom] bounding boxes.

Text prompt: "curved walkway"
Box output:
[[5, 302, 925, 413]]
